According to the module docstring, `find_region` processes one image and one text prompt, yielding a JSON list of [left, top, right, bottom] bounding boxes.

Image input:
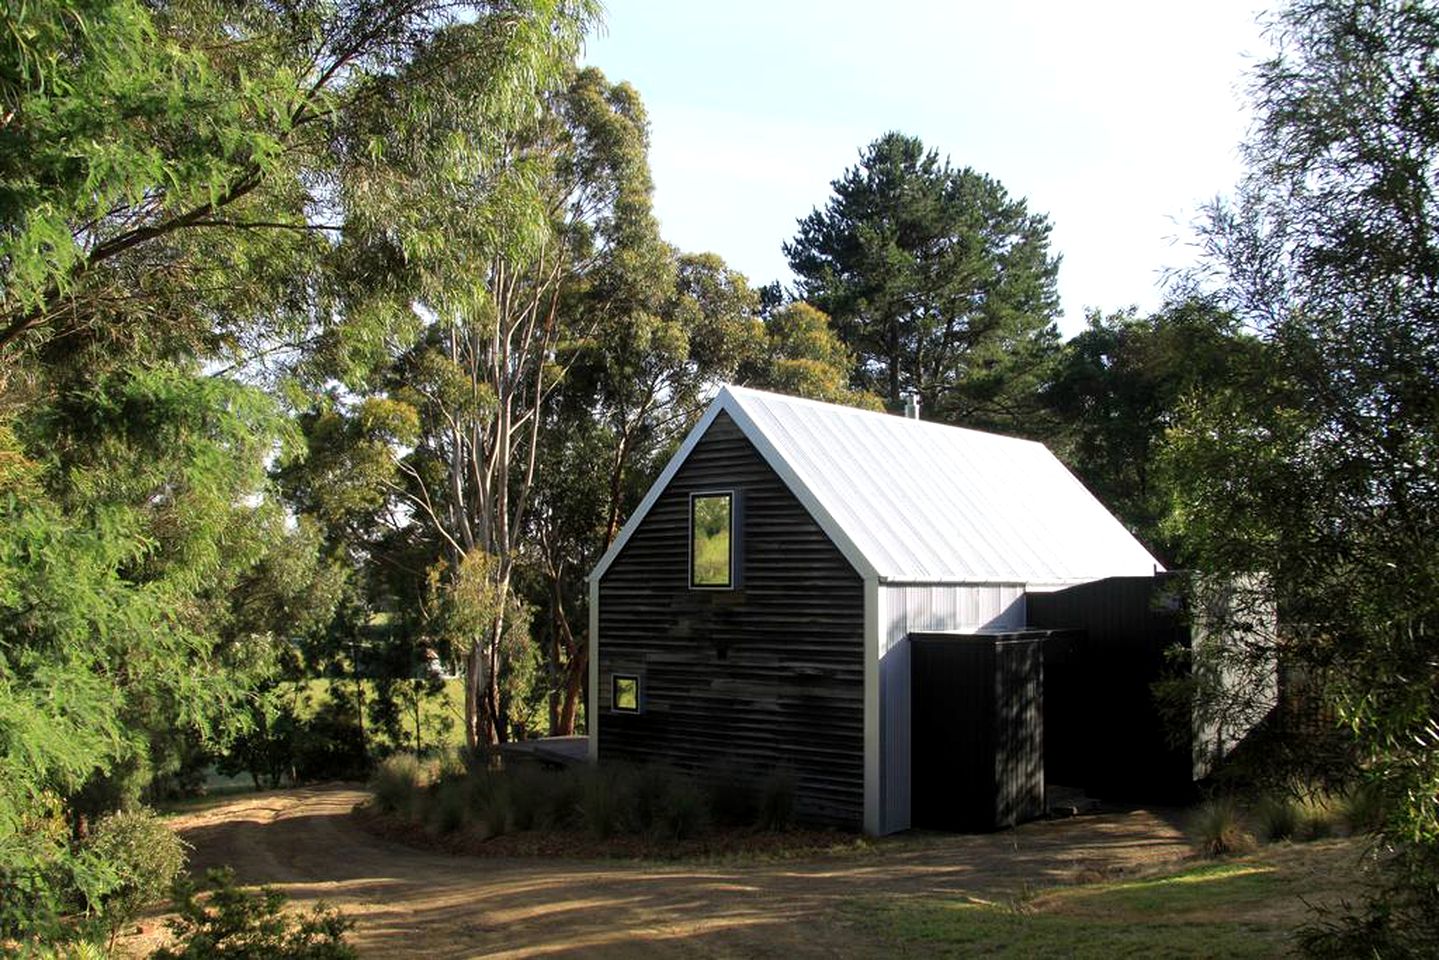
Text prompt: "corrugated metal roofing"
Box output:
[[592, 384, 1163, 585]]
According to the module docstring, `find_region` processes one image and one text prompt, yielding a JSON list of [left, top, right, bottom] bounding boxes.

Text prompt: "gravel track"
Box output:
[[166, 784, 1191, 958]]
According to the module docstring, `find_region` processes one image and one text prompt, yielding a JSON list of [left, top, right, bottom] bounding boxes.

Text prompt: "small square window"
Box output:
[[612, 675, 640, 713], [691, 492, 734, 588]]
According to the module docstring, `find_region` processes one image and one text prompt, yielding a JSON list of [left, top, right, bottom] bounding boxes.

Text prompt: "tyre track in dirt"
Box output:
[[169, 784, 1191, 958]]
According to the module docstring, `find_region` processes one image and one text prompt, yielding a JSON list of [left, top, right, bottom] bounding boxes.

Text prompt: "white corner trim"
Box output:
[[863, 576, 882, 836], [587, 576, 599, 762]]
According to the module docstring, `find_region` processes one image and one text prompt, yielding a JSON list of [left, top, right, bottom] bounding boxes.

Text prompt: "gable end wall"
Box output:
[[596, 412, 866, 828]]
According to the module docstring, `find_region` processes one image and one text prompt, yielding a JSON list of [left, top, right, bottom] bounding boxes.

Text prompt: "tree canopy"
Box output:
[[785, 131, 1061, 431]]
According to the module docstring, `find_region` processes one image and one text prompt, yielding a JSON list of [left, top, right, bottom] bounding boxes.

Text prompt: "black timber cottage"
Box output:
[[587, 386, 1233, 835]]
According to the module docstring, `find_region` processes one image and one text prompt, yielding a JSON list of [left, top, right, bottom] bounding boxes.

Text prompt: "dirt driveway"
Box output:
[[167, 785, 1191, 958]]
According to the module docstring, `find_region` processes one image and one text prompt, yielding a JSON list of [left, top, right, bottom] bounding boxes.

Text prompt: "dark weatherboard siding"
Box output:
[[597, 412, 865, 828]]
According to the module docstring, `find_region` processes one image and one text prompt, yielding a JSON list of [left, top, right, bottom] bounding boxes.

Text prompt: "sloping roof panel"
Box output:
[[591, 384, 1162, 585]]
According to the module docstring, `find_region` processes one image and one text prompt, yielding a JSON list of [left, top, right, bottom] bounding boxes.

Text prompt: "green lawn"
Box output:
[[846, 842, 1363, 958]]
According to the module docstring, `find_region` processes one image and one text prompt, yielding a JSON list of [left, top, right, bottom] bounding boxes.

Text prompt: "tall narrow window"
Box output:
[[690, 492, 733, 588]]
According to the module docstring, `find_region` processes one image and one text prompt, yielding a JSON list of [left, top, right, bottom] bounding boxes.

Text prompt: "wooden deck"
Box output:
[[499, 735, 589, 768]]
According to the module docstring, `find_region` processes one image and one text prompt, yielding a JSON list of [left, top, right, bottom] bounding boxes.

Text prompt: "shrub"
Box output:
[[1188, 797, 1254, 857], [370, 754, 427, 818], [84, 808, 188, 948], [0, 791, 77, 944], [757, 768, 797, 832], [152, 867, 355, 959]]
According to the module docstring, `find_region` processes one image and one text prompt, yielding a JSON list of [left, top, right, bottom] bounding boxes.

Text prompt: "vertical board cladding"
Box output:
[[1027, 575, 1196, 802], [909, 633, 1045, 831], [878, 584, 1025, 833], [597, 412, 865, 829]]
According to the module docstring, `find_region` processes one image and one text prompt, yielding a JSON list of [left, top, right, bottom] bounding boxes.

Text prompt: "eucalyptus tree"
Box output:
[[1, 0, 592, 368], [313, 65, 639, 748], [1167, 0, 1439, 950], [785, 132, 1061, 432], [0, 0, 594, 938]]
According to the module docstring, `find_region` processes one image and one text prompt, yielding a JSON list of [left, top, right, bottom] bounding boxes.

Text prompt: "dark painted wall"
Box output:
[[1028, 575, 1196, 802], [597, 412, 866, 828], [910, 633, 1045, 831]]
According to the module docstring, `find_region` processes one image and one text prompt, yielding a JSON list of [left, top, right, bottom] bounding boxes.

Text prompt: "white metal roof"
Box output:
[[591, 384, 1163, 585]]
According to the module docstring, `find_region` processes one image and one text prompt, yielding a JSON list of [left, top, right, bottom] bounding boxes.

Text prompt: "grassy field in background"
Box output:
[[294, 677, 470, 751], [292, 677, 557, 750], [845, 841, 1364, 959]]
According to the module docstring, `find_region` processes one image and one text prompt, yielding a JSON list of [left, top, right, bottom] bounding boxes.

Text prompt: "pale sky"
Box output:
[[583, 1, 1272, 337]]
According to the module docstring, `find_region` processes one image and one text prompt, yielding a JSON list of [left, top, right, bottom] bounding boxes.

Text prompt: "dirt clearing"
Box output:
[[162, 784, 1201, 958]]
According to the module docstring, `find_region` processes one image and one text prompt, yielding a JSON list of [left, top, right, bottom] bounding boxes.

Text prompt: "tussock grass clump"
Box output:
[[368, 755, 822, 849], [579, 766, 628, 840], [1189, 797, 1255, 857], [1254, 795, 1301, 843], [705, 759, 759, 827], [1339, 781, 1384, 836], [1294, 793, 1341, 840], [471, 772, 515, 839], [371, 753, 430, 818], [656, 775, 709, 841], [426, 775, 471, 836], [1252, 785, 1353, 844], [757, 767, 797, 832]]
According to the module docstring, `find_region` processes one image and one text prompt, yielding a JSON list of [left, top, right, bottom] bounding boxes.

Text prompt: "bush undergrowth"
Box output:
[[368, 753, 821, 846]]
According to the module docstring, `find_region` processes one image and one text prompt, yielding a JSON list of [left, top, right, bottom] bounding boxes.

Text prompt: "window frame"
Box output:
[[688, 489, 738, 590], [611, 673, 642, 714]]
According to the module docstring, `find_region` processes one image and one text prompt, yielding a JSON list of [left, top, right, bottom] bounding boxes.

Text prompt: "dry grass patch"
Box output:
[[847, 838, 1366, 959]]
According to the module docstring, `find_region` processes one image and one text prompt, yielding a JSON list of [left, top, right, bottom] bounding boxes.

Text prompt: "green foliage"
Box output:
[[737, 302, 883, 409], [0, 361, 335, 940], [4, 0, 631, 944], [83, 808, 188, 948], [1166, 0, 1439, 946], [152, 867, 355, 960], [785, 131, 1060, 429], [1044, 302, 1265, 561]]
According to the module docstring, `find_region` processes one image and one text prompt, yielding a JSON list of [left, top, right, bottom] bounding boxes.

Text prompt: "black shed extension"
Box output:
[[909, 632, 1047, 831], [1028, 575, 1197, 803]]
